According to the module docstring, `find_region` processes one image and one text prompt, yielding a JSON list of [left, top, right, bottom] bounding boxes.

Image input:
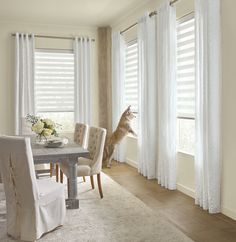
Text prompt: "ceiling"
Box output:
[[0, 0, 150, 27]]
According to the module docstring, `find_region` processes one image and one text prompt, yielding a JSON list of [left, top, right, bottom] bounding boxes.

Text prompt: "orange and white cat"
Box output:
[[103, 105, 137, 167]]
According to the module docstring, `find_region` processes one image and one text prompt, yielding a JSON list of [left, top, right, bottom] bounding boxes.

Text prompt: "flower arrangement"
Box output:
[[26, 114, 60, 141]]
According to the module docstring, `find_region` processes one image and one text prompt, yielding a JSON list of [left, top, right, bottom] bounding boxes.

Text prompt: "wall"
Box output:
[[112, 0, 236, 221], [0, 21, 99, 135], [221, 0, 236, 220]]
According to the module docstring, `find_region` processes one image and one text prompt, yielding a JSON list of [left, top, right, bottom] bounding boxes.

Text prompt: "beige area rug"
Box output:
[[0, 173, 193, 242]]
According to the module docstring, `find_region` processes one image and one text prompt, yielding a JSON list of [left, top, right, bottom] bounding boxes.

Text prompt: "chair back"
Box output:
[[74, 123, 89, 148], [0, 136, 38, 231], [21, 117, 34, 136], [87, 127, 107, 174]]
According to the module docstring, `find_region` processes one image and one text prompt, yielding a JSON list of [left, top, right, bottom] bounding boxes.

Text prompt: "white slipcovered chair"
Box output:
[[0, 136, 66, 241], [60, 126, 107, 198]]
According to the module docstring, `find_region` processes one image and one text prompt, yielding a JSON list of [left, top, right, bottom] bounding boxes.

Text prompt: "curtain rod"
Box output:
[[120, 0, 179, 35], [11, 33, 95, 42]]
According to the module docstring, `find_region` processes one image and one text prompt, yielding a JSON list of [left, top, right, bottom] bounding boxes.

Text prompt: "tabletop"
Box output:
[[32, 142, 89, 164]]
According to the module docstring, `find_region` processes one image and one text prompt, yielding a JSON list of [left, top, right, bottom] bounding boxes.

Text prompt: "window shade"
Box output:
[[124, 40, 138, 112], [177, 16, 195, 118], [35, 50, 74, 113]]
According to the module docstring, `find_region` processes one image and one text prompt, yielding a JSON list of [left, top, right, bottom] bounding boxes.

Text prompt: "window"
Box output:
[[176, 14, 195, 155], [124, 40, 139, 133], [34, 50, 75, 132]]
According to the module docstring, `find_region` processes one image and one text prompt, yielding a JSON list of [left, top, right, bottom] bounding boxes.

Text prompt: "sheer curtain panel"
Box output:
[[156, 0, 177, 189], [15, 33, 35, 135], [111, 32, 126, 162], [195, 0, 221, 213], [137, 13, 158, 179], [74, 37, 92, 124]]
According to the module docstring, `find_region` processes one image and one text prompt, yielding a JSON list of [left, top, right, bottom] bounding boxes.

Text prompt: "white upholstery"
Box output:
[[0, 136, 66, 241], [61, 127, 107, 177], [74, 123, 89, 148]]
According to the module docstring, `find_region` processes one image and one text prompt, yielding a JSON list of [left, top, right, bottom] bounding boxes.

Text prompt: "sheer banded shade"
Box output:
[[35, 50, 74, 113], [124, 40, 138, 112], [177, 15, 195, 118]]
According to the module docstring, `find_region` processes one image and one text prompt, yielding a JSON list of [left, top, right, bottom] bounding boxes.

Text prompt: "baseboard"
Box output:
[[221, 206, 236, 221], [177, 183, 195, 198], [125, 158, 138, 169]]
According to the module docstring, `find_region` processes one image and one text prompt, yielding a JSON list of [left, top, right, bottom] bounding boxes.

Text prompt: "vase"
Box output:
[[35, 135, 47, 145]]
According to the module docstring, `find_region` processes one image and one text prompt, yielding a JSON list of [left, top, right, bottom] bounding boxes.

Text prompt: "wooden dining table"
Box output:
[[32, 142, 89, 209]]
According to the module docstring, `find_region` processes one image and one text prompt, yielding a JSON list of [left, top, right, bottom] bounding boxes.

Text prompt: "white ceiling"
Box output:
[[0, 0, 150, 27]]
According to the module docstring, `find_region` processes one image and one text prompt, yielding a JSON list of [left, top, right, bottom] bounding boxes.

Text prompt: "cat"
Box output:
[[103, 105, 137, 168]]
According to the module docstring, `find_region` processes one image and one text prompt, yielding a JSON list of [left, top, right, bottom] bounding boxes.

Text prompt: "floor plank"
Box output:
[[103, 162, 236, 242]]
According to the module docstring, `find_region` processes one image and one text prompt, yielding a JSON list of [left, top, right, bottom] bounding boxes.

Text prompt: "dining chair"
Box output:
[[57, 122, 89, 183], [60, 126, 107, 198], [0, 136, 66, 241]]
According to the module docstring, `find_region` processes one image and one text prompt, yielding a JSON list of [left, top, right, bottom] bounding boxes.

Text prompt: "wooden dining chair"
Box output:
[[60, 126, 107, 198], [57, 123, 89, 183]]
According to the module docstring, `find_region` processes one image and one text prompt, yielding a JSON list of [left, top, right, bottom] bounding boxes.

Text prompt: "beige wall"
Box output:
[[221, 0, 236, 220], [0, 21, 99, 135], [112, 0, 236, 220]]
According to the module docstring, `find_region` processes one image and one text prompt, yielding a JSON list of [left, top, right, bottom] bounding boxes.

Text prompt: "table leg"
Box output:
[[65, 160, 79, 209]]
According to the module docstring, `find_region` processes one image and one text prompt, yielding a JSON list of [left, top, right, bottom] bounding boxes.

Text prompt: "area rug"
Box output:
[[0, 173, 193, 242]]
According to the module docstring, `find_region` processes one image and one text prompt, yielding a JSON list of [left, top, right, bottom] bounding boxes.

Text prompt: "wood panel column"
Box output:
[[98, 27, 112, 135]]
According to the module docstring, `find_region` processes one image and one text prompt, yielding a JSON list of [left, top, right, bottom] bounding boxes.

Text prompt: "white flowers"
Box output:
[[26, 114, 60, 139], [42, 119, 55, 128], [32, 121, 44, 134]]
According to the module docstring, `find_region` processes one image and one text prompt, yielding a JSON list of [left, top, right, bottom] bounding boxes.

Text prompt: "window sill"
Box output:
[[177, 150, 194, 158], [126, 134, 138, 140]]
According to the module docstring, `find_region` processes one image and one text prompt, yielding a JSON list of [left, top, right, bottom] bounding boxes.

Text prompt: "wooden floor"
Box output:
[[103, 162, 236, 242]]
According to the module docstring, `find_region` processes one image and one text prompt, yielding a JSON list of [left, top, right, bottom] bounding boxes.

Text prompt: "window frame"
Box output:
[[124, 38, 139, 135], [176, 12, 195, 156], [34, 48, 75, 132]]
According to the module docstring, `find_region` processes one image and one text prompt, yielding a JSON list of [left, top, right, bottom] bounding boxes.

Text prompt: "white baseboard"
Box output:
[[125, 158, 138, 169], [177, 183, 195, 198], [221, 206, 236, 221]]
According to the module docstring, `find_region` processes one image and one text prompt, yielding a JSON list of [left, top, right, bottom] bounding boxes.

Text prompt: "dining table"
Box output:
[[32, 142, 89, 209]]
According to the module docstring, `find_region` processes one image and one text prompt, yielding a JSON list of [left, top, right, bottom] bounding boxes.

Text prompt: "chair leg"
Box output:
[[97, 173, 103, 199], [50, 162, 53, 177], [90, 175, 94, 189], [83, 176, 86, 182], [56, 164, 59, 182], [60, 169, 63, 183]]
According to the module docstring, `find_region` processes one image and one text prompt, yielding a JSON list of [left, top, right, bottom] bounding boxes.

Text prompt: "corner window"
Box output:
[[176, 14, 195, 155], [124, 40, 139, 133]]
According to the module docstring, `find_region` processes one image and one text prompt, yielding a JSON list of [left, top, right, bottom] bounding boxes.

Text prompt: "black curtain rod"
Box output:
[[120, 0, 179, 35]]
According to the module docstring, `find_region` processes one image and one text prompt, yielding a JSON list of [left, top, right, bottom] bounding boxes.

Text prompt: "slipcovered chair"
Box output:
[[58, 123, 89, 183], [0, 136, 66, 241], [60, 126, 107, 198]]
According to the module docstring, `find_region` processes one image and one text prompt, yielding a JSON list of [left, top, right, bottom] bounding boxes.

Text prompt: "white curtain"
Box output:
[[195, 0, 221, 213], [111, 32, 126, 162], [156, 0, 177, 189], [15, 33, 35, 135], [74, 37, 92, 124], [137, 14, 158, 179]]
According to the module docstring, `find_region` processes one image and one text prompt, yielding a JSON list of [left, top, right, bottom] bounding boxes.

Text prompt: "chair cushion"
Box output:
[[37, 179, 65, 205], [77, 165, 91, 176]]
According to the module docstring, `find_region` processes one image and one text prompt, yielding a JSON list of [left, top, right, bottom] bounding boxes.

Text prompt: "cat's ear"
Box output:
[[126, 105, 131, 111]]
